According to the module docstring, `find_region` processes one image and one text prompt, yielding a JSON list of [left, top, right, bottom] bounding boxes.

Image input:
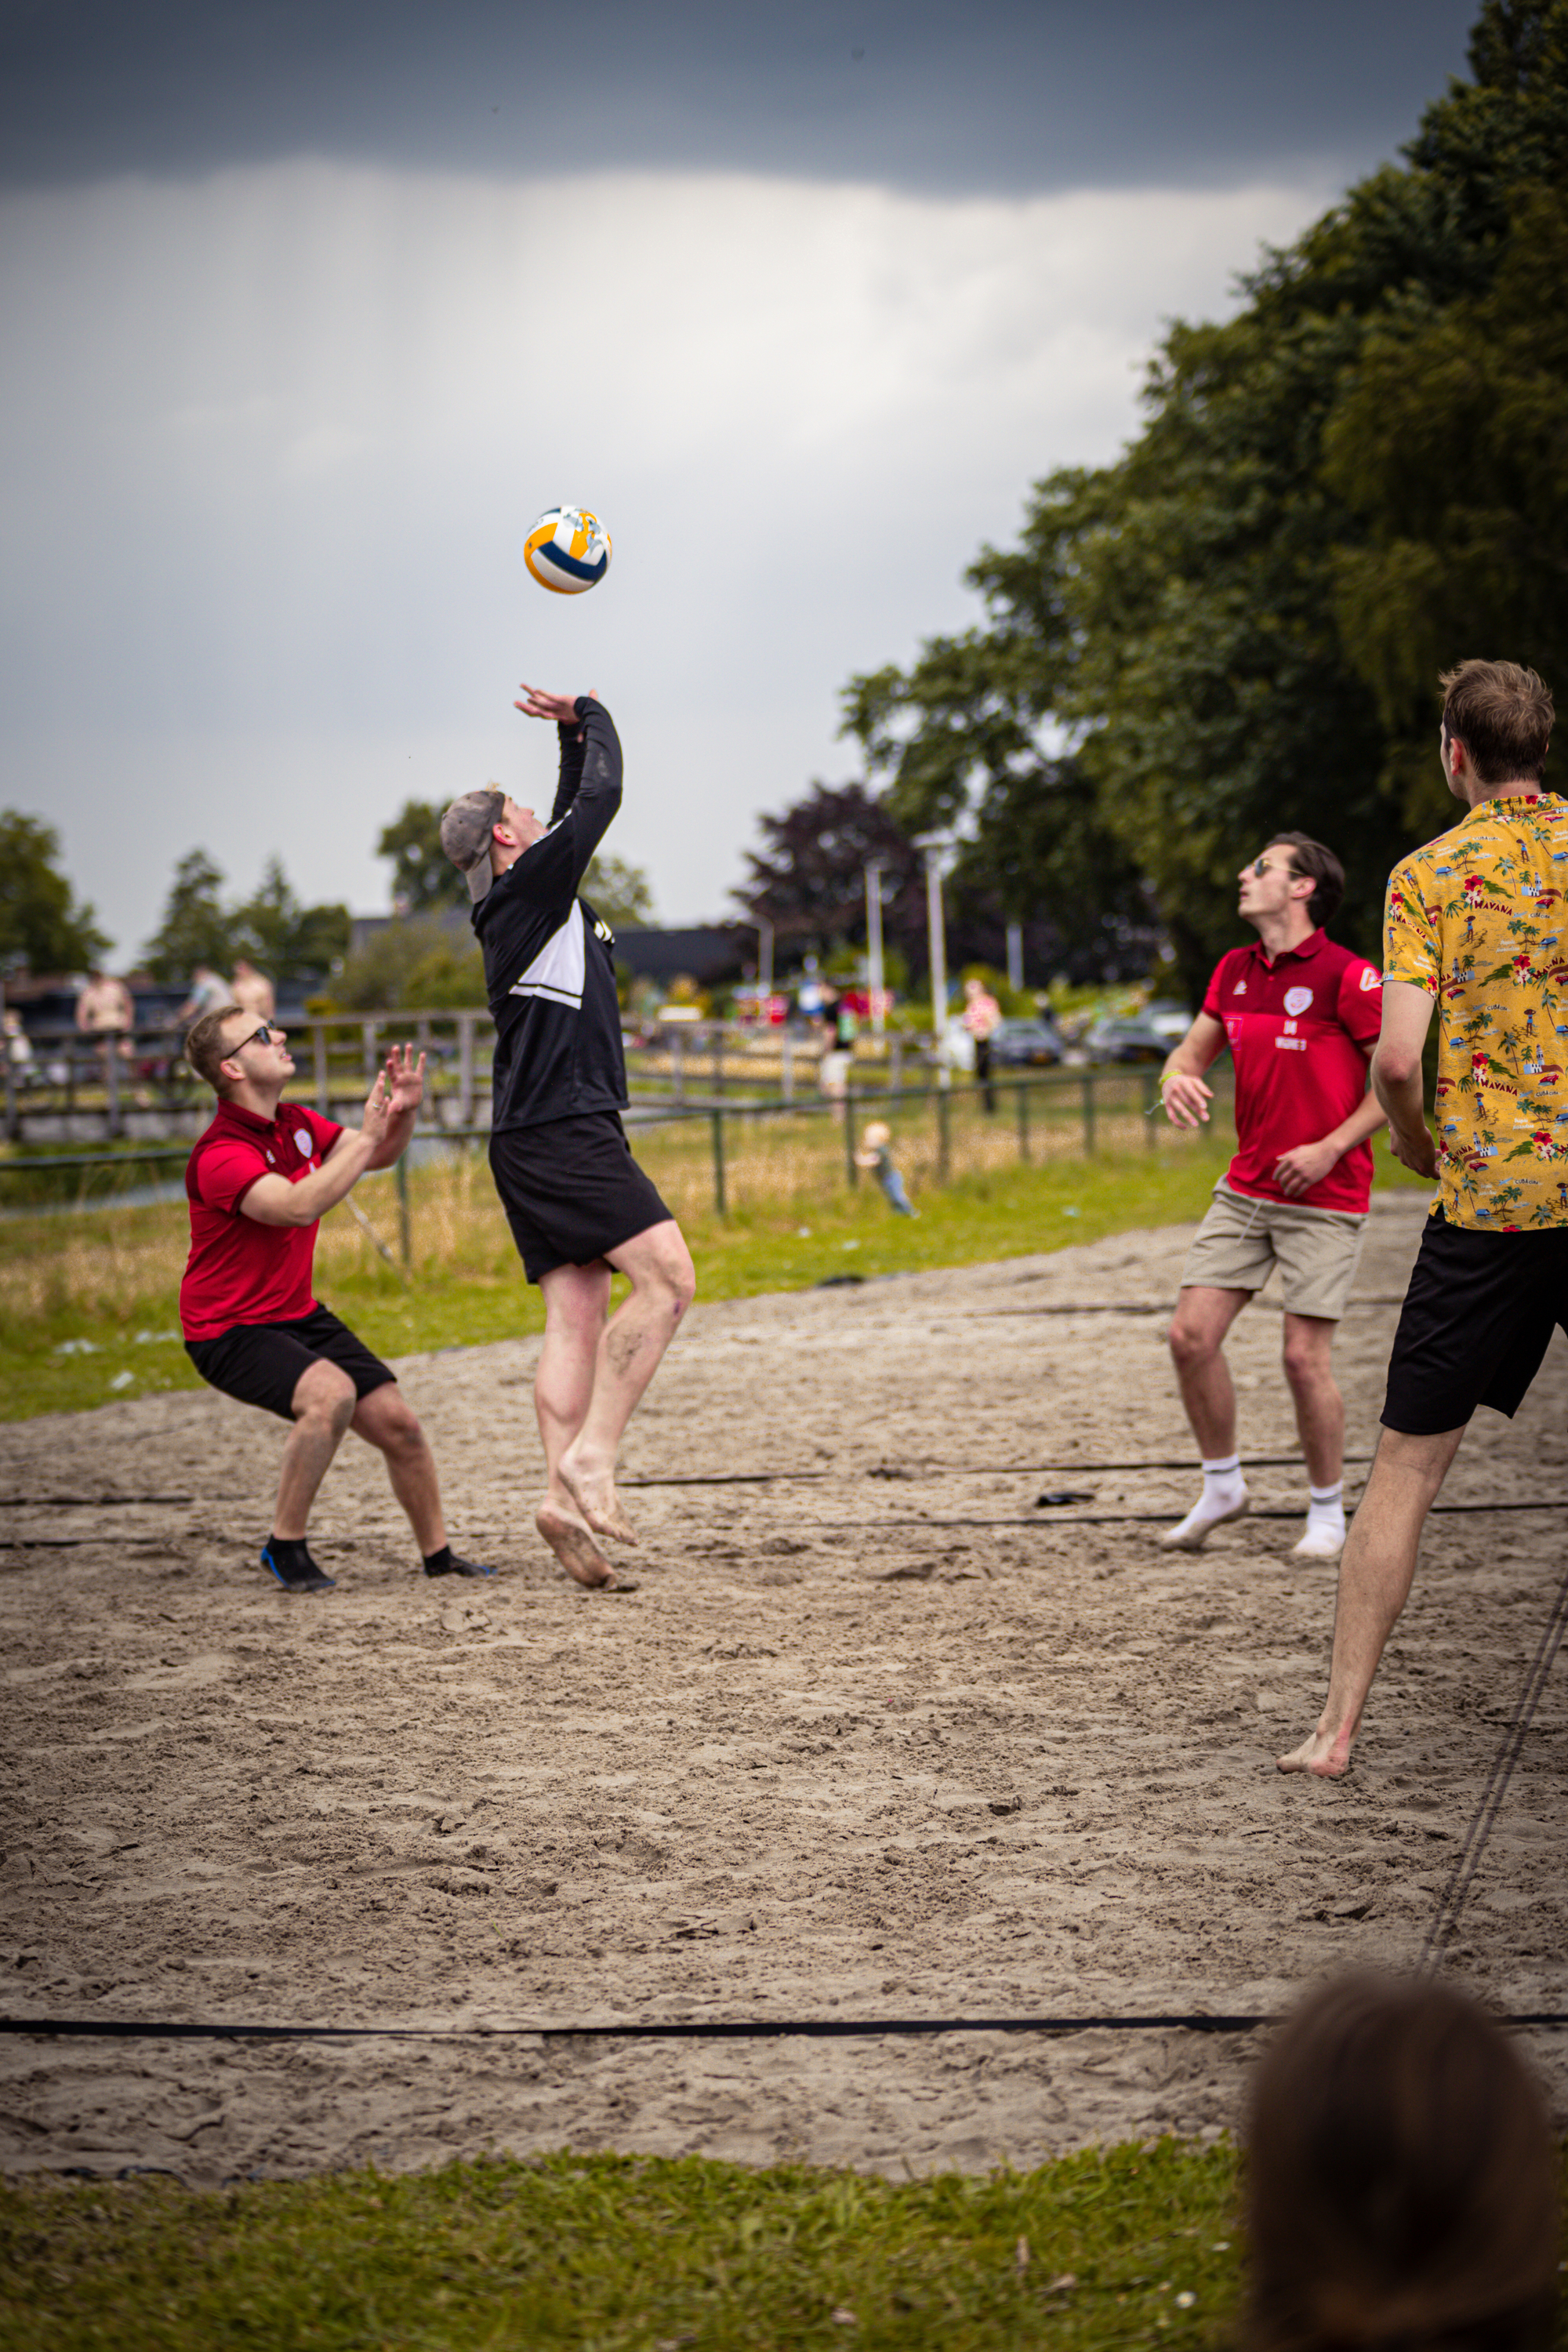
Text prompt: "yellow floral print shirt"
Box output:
[[1385, 791, 1568, 1229]]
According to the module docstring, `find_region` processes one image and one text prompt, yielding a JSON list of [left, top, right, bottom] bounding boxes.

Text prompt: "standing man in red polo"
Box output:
[[1157, 835, 1387, 1557], [179, 1003, 491, 1593]]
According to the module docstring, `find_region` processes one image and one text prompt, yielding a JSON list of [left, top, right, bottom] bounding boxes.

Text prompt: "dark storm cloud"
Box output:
[[1, 0, 1479, 196]]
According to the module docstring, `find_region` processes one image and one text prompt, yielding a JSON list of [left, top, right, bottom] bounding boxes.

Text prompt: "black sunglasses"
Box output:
[[227, 1022, 283, 1056], [1249, 855, 1303, 880]]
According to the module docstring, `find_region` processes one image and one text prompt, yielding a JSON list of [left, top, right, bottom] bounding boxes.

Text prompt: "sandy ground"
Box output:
[[2, 1196, 1566, 2187]]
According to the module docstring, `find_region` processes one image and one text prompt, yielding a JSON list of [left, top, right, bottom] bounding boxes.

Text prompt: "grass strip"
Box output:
[[0, 1132, 1432, 1423], [0, 2140, 1247, 2350]]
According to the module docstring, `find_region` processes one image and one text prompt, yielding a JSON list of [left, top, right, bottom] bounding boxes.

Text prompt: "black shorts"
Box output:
[[1382, 1211, 1568, 1435], [488, 1111, 673, 1285], [185, 1304, 396, 1423]]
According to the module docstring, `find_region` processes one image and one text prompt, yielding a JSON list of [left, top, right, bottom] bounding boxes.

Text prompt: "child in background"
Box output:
[[855, 1120, 916, 1216]]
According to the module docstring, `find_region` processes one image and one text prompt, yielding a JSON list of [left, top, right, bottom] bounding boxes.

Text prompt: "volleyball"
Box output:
[[521, 505, 612, 595]]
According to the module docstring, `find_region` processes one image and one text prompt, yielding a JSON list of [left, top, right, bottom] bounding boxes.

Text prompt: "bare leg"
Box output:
[[1163, 1285, 1253, 1548], [352, 1381, 445, 1555], [274, 1360, 357, 1539], [1167, 1284, 1251, 1460], [1280, 1313, 1345, 1487], [557, 1218, 697, 1541], [1278, 1423, 1466, 1777], [534, 1261, 620, 1587]]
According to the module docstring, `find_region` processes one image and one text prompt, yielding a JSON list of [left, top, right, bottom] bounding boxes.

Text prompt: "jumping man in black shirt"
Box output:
[[441, 685, 696, 1589]]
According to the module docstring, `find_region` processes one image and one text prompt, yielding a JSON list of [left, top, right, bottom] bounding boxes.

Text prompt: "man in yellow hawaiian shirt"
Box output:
[[1281, 659, 1557, 1777]]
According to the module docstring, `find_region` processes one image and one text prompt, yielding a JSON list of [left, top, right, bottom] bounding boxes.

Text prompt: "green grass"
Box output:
[[0, 1127, 1432, 1421], [0, 2140, 1247, 2351]]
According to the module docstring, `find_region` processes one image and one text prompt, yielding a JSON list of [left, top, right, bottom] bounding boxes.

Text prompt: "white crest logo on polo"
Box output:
[[1284, 986, 1314, 1016], [1359, 967, 1382, 990], [294, 1128, 312, 1156]]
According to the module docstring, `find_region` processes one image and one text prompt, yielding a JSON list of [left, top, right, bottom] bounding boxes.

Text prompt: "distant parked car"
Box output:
[[989, 1016, 1066, 1067], [1144, 999, 1194, 1043], [1083, 1014, 1167, 1064]]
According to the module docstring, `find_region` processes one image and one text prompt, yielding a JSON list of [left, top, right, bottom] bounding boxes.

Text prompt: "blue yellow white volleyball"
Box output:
[[521, 506, 612, 595]]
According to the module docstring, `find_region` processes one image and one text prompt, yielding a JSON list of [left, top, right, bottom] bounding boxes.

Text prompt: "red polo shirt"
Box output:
[[1200, 929, 1383, 1214], [179, 1099, 343, 1341]]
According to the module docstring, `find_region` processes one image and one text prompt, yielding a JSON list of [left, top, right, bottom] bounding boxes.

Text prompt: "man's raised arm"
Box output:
[[240, 1073, 392, 1228]]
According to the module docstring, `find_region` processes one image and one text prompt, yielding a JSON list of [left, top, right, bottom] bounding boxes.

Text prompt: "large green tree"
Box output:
[[376, 799, 468, 914], [230, 857, 349, 982], [841, 1, 1568, 1002], [0, 811, 110, 974], [140, 848, 229, 982]]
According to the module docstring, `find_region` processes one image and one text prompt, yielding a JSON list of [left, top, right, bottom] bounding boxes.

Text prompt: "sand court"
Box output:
[[3, 1196, 1566, 2185]]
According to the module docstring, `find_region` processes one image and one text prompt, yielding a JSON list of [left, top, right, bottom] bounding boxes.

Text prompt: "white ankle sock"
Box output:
[[1201, 1453, 1245, 1504], [1306, 1481, 1345, 1533]]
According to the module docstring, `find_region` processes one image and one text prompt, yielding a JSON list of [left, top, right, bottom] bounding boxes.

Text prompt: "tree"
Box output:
[[839, 1, 1568, 1002], [733, 782, 926, 963], [140, 848, 229, 982], [0, 810, 110, 974], [1323, 181, 1568, 822], [582, 852, 656, 930], [376, 798, 468, 914], [230, 857, 350, 983], [328, 919, 485, 1011]]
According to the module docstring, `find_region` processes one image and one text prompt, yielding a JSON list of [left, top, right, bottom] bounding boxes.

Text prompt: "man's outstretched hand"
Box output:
[[383, 1043, 426, 1118], [515, 683, 597, 728]]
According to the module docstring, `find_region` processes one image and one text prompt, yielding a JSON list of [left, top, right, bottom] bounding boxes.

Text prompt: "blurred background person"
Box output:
[[963, 973, 1002, 1112], [1245, 1970, 1559, 2352], [74, 966, 135, 1080], [180, 961, 230, 1026], [855, 1117, 916, 1216], [231, 957, 276, 1021]]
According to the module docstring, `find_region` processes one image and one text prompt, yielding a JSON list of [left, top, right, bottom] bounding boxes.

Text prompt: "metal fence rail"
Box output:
[[0, 1069, 1198, 1240], [5, 1009, 1150, 1142]]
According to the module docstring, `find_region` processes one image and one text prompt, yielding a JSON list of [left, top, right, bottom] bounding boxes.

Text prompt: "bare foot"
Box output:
[[535, 1497, 622, 1589], [1277, 1726, 1353, 1777], [558, 1449, 638, 1544]]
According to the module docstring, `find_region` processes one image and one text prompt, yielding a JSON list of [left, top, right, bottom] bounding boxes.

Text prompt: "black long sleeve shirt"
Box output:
[[471, 696, 627, 1131]]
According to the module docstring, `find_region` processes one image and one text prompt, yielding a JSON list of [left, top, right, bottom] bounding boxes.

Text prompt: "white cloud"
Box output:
[[0, 162, 1332, 954]]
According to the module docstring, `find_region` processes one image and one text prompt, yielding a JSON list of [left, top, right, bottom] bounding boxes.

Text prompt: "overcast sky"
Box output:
[[0, 0, 1479, 957]]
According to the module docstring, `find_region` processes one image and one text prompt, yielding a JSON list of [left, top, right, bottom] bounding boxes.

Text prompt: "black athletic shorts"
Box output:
[[185, 1303, 396, 1423], [1382, 1210, 1568, 1435], [488, 1111, 673, 1285]]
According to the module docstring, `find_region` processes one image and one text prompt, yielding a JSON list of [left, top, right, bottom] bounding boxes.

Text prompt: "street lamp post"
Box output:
[[863, 861, 885, 1036], [915, 835, 952, 1088]]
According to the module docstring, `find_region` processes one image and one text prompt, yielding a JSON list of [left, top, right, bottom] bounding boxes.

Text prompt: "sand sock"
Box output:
[[1162, 1454, 1249, 1548], [1305, 1483, 1345, 1542]]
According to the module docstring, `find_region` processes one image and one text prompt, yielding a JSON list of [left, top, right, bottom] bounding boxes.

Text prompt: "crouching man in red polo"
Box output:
[[178, 1004, 491, 1593]]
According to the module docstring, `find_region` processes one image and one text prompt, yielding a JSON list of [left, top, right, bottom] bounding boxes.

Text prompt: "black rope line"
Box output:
[[0, 1494, 192, 1509], [1421, 1552, 1568, 1973], [968, 1297, 1409, 1319], [4, 2009, 1565, 2045], [618, 1457, 1381, 1486], [832, 1502, 1568, 1530]]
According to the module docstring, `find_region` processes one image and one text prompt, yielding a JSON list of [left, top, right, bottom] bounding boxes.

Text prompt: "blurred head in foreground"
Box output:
[[1246, 1972, 1559, 2352]]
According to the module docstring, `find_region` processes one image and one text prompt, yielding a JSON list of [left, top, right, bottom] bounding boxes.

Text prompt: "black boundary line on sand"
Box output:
[[4, 2012, 1566, 2045], [1420, 1552, 1568, 1969], [829, 1501, 1568, 1530]]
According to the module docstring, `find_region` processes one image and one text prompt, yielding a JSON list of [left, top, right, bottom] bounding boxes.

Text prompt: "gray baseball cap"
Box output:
[[440, 787, 505, 903]]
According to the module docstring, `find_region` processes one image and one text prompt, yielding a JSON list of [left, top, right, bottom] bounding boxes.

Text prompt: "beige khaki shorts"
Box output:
[[1180, 1181, 1367, 1322]]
